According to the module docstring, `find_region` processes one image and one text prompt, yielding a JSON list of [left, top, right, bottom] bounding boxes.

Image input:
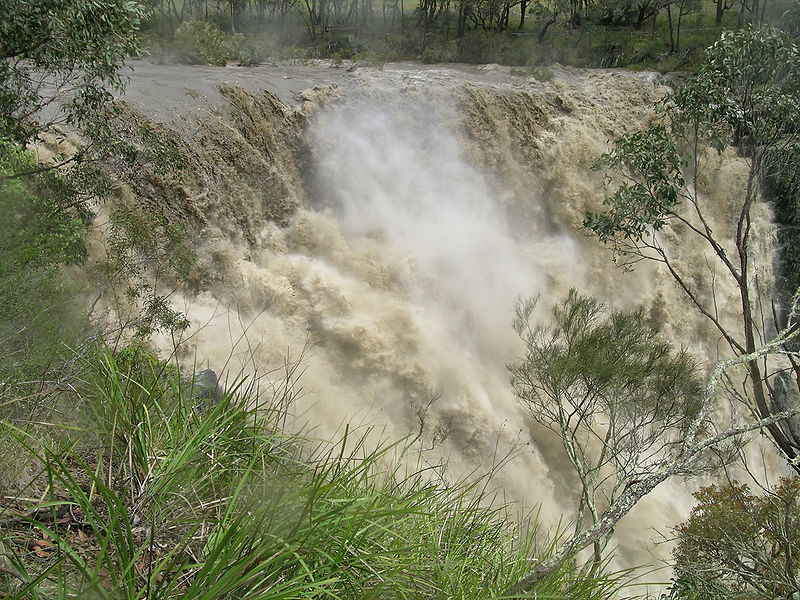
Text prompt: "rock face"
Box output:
[[104, 84, 307, 247]]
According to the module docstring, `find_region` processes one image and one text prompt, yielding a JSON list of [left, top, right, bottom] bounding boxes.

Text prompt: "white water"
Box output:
[[112, 62, 772, 585]]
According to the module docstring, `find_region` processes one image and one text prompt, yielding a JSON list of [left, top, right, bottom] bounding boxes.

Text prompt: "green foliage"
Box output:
[[783, 0, 800, 38], [231, 34, 274, 66], [85, 105, 195, 333], [174, 20, 236, 66], [159, 20, 273, 66], [0, 143, 90, 269], [0, 349, 626, 600], [509, 289, 703, 565], [304, 34, 365, 61], [454, 30, 515, 64], [587, 27, 800, 265], [0, 0, 178, 369], [0, 0, 147, 144], [766, 143, 800, 310], [676, 28, 800, 308], [131, 121, 189, 176], [586, 26, 800, 472], [0, 0, 199, 356], [670, 478, 800, 599], [135, 0, 747, 71], [513, 290, 700, 409], [586, 125, 684, 254], [81, 347, 281, 517], [511, 289, 703, 454], [98, 206, 193, 337], [0, 141, 93, 386], [530, 65, 555, 81], [673, 26, 800, 154]]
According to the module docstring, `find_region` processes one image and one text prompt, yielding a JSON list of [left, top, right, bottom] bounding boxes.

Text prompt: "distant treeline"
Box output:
[[142, 0, 796, 61]]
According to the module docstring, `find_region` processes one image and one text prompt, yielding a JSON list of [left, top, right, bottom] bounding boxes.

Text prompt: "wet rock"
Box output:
[[194, 368, 222, 405]]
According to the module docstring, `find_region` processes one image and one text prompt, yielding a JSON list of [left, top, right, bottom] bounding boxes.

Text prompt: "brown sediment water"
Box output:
[[105, 60, 777, 586]]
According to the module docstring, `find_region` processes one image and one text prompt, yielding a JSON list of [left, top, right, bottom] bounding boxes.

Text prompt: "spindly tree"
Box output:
[[530, 0, 571, 42], [509, 290, 703, 570], [508, 291, 800, 592], [508, 29, 800, 593], [585, 26, 800, 471]]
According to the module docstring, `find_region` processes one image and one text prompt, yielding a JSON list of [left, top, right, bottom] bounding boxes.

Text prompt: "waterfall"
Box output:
[[108, 61, 770, 580]]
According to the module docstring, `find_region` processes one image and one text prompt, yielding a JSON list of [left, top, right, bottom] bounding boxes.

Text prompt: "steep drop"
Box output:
[[110, 61, 766, 578]]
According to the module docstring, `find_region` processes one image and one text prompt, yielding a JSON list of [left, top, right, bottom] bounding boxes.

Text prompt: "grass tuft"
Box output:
[[1, 346, 630, 599]]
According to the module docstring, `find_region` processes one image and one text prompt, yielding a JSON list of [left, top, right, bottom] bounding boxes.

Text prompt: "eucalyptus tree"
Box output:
[[506, 29, 800, 593], [0, 1, 190, 370], [664, 0, 700, 51], [714, 0, 739, 25], [219, 0, 248, 33], [593, 0, 660, 27], [784, 0, 800, 37], [530, 0, 570, 42], [0, 0, 147, 147], [508, 290, 800, 592], [585, 26, 800, 471]]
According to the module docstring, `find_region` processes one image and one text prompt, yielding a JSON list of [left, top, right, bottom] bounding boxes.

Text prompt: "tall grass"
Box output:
[[0, 347, 630, 599]]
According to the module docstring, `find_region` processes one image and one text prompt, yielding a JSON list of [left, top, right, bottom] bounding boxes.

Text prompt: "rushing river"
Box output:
[[96, 60, 773, 585]]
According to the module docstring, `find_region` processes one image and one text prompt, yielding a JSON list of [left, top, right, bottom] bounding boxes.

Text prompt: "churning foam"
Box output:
[[139, 64, 766, 585]]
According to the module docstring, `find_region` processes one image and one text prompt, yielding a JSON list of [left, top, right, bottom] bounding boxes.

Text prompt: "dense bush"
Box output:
[[0, 141, 92, 387], [174, 20, 237, 65], [671, 479, 800, 599]]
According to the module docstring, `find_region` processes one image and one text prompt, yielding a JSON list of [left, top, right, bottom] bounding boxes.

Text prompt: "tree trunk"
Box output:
[[666, 3, 674, 53], [538, 16, 556, 42], [738, 160, 800, 473]]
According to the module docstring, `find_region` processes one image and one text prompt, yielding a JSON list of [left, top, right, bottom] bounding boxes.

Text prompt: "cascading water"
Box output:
[[111, 61, 771, 584]]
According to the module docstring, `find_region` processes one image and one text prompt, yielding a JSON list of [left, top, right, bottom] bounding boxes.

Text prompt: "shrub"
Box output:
[[0, 140, 92, 387], [174, 21, 234, 66], [670, 479, 800, 599]]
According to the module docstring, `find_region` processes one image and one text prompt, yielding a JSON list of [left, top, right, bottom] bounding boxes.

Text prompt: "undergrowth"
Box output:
[[0, 346, 630, 599]]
